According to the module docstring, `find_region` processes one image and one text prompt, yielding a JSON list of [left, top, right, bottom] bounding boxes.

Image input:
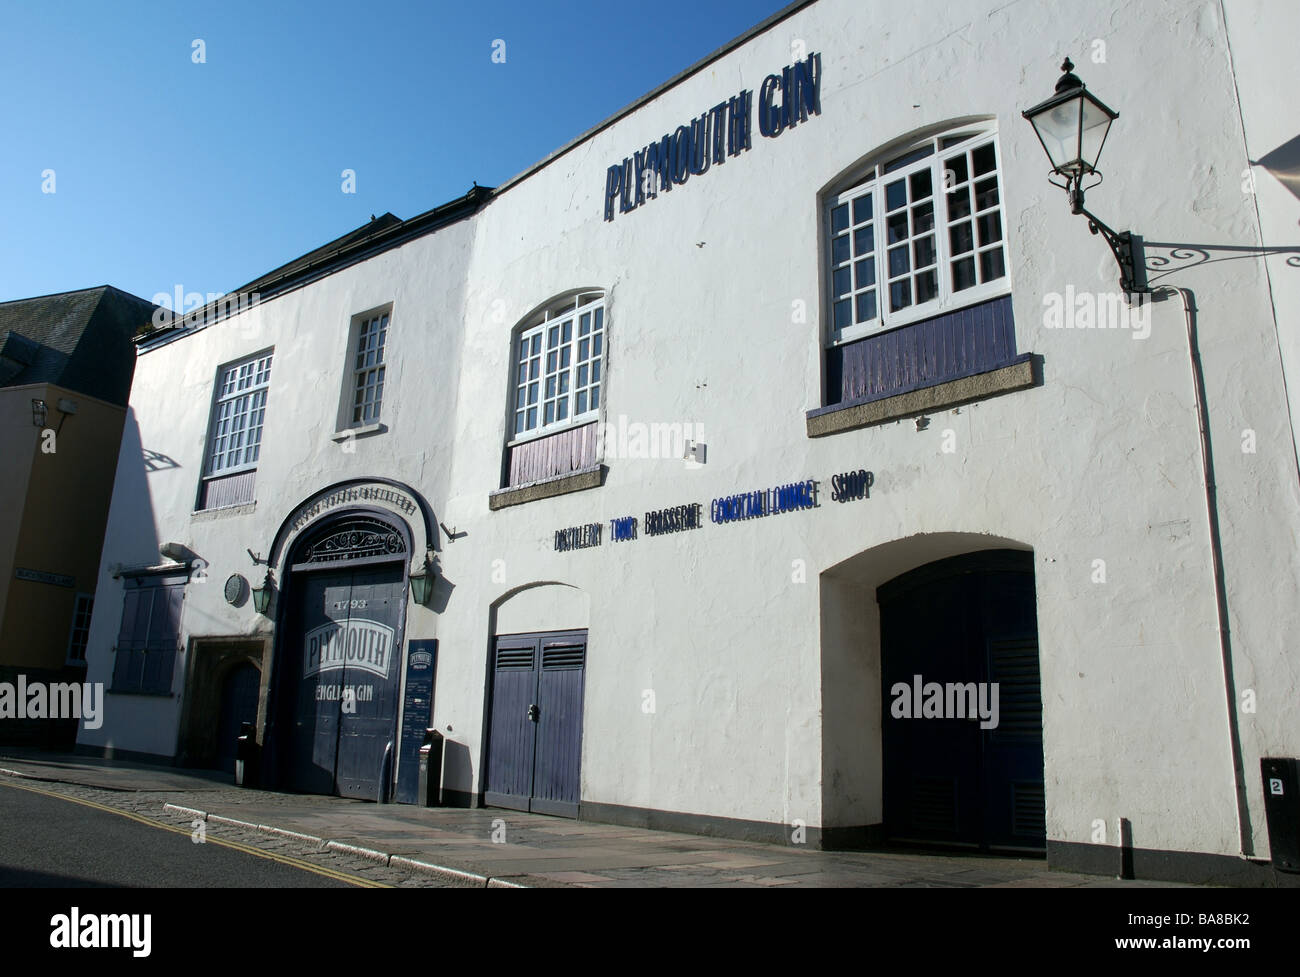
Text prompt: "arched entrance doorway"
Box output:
[[878, 549, 1044, 851], [270, 511, 410, 799]]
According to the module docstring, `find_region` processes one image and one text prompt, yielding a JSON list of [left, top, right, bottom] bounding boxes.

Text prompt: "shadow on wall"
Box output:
[[80, 409, 163, 737], [141, 448, 180, 472], [441, 739, 473, 806], [1256, 134, 1300, 208], [108, 410, 164, 571], [1143, 242, 1300, 286]]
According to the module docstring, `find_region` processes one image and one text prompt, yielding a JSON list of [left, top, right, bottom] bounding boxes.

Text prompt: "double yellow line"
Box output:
[[0, 779, 390, 888]]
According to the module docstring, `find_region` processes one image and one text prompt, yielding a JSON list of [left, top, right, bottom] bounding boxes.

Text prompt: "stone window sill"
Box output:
[[332, 422, 387, 441], [489, 465, 605, 510], [192, 502, 257, 521], [807, 355, 1039, 438]]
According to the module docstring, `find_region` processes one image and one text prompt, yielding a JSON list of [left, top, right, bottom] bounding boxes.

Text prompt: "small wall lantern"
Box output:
[[251, 569, 275, 616], [31, 399, 47, 427], [409, 555, 435, 606], [1022, 58, 1145, 293]]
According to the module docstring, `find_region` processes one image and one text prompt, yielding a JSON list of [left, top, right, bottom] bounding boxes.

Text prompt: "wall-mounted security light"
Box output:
[[1022, 58, 1145, 294]]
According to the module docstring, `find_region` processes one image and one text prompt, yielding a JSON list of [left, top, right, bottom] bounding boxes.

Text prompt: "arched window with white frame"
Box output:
[[826, 123, 1010, 344], [494, 290, 608, 502], [813, 121, 1032, 428]]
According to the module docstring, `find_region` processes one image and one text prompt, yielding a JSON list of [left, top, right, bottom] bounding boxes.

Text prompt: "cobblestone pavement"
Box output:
[[0, 752, 1193, 888]]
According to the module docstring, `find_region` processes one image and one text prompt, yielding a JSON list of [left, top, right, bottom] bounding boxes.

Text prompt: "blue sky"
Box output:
[[0, 0, 789, 306]]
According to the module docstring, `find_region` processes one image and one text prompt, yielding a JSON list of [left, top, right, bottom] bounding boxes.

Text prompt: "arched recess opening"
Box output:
[[819, 533, 1044, 852], [482, 583, 590, 817], [266, 508, 411, 800]]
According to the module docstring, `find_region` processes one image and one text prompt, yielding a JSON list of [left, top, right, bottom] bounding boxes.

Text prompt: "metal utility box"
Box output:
[[1261, 757, 1300, 873]]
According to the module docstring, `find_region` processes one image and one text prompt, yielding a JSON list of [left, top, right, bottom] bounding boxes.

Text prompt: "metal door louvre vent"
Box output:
[[911, 776, 958, 832], [990, 637, 1042, 738], [542, 645, 585, 670], [1011, 781, 1046, 837], [496, 648, 534, 670]]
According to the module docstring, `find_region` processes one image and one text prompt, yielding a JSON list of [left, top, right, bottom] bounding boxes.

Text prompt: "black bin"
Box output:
[[1262, 757, 1300, 873]]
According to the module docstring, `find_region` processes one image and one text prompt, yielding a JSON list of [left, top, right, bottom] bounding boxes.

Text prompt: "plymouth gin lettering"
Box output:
[[303, 619, 394, 678]]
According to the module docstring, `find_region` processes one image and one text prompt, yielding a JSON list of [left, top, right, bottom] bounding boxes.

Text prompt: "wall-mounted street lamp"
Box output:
[[409, 553, 435, 606], [1022, 58, 1145, 294], [31, 399, 47, 427], [251, 569, 275, 616]]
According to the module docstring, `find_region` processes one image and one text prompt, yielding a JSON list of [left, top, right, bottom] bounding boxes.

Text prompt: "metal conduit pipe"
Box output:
[[1157, 284, 1252, 857]]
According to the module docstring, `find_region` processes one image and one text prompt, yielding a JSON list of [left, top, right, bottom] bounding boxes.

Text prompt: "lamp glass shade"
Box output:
[[1024, 87, 1117, 176], [1077, 94, 1115, 173], [409, 570, 433, 605], [252, 579, 272, 615]]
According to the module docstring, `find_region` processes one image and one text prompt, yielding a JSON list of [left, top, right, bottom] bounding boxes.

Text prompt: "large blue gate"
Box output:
[[274, 513, 408, 799]]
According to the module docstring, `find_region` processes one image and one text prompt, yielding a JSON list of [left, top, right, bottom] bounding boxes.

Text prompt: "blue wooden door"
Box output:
[[484, 638, 539, 812], [281, 564, 404, 798], [215, 662, 261, 774], [979, 568, 1046, 849], [531, 640, 586, 817], [485, 631, 586, 817], [334, 564, 405, 800], [880, 568, 983, 845], [286, 570, 350, 795], [879, 551, 1043, 851]]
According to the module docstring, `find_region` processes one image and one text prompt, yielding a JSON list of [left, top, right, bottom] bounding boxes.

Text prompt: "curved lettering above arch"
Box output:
[[267, 478, 437, 572]]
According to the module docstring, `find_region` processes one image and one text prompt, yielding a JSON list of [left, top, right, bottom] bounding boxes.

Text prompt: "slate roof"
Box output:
[[0, 285, 159, 406]]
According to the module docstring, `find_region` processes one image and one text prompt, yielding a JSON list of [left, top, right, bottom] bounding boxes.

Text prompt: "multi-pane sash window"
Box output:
[[66, 593, 93, 664], [512, 294, 604, 438], [352, 311, 388, 424], [826, 128, 1008, 344], [206, 353, 272, 475]]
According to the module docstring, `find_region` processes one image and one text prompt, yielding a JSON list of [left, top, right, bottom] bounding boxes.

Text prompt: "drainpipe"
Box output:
[[1156, 285, 1252, 856]]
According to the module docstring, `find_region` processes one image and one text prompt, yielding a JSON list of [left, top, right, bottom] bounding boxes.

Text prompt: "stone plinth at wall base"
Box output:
[[1046, 839, 1296, 887]]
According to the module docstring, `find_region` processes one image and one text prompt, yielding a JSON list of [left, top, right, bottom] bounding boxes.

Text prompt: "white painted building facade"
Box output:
[[78, 0, 1300, 882]]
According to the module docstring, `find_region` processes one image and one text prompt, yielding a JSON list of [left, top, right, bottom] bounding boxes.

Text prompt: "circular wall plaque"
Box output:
[[225, 573, 248, 605]]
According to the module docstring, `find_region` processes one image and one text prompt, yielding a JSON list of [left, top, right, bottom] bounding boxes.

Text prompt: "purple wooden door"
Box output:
[[484, 631, 586, 817], [483, 638, 538, 812], [531, 640, 586, 817]]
